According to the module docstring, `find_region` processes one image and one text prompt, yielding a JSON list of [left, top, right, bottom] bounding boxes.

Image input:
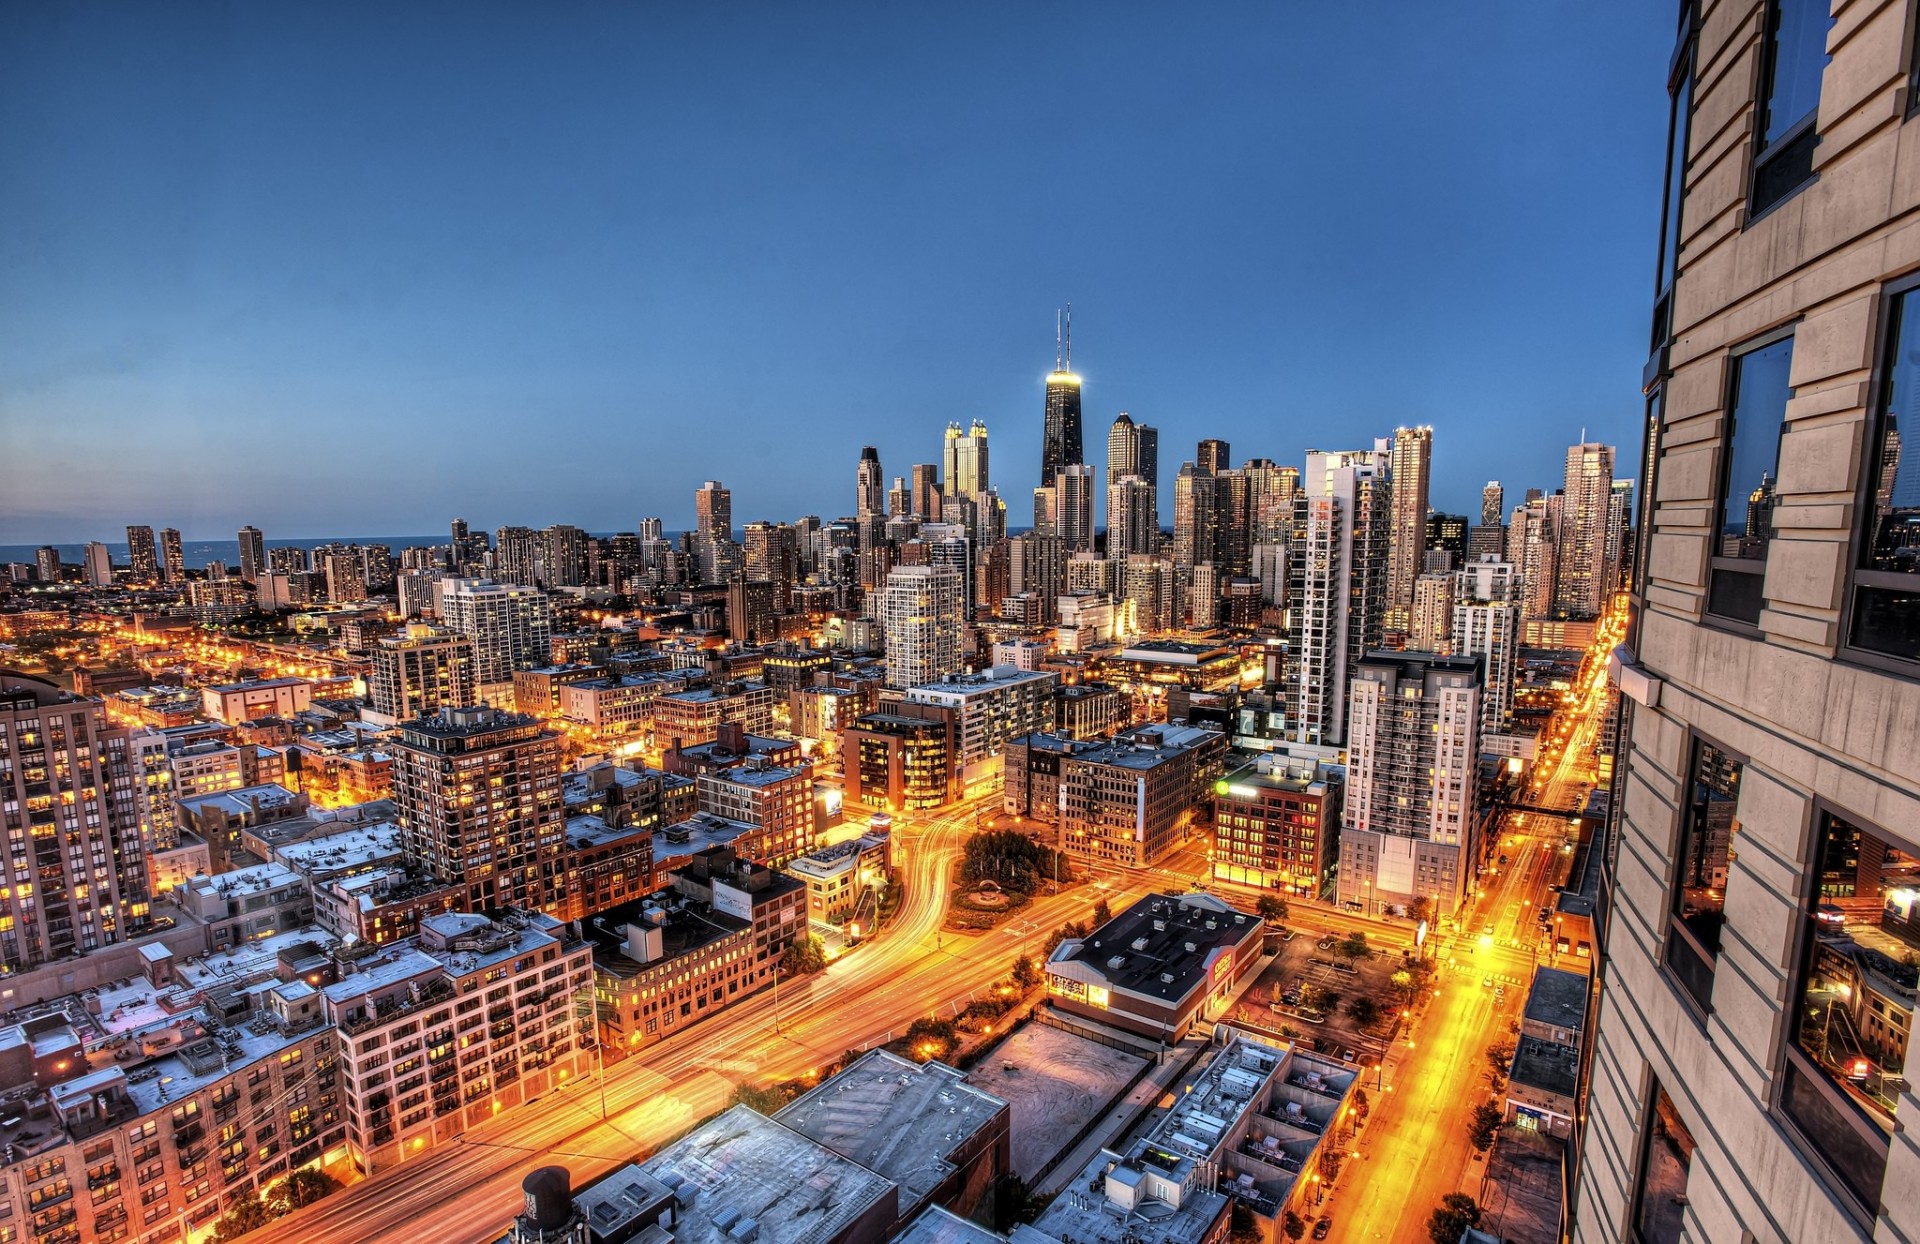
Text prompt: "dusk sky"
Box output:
[[1, 2, 1671, 543]]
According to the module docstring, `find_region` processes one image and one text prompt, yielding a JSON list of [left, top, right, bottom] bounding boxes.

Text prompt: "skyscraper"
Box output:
[[84, 540, 112, 587], [1450, 557, 1519, 737], [1171, 462, 1220, 570], [0, 674, 150, 970], [1384, 425, 1433, 632], [695, 480, 740, 580], [33, 546, 59, 584], [1554, 441, 1616, 619], [237, 525, 266, 580], [1107, 413, 1145, 485], [911, 463, 942, 519], [881, 564, 964, 689], [1040, 309, 1083, 486], [438, 579, 554, 695], [944, 420, 989, 498], [888, 476, 911, 517], [1055, 464, 1095, 554], [1196, 438, 1230, 476], [1481, 480, 1505, 528], [1337, 653, 1481, 914], [368, 623, 477, 726], [856, 446, 885, 519], [1286, 443, 1391, 746], [1106, 475, 1159, 560], [158, 527, 184, 584], [126, 524, 157, 583]]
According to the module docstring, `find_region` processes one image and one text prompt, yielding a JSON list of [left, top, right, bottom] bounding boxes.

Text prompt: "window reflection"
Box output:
[[1634, 1083, 1695, 1244]]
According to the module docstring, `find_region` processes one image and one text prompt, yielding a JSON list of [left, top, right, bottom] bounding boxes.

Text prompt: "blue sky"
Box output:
[[0, 2, 1672, 542]]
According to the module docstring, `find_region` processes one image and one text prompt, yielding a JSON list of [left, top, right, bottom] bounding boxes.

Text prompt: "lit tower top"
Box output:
[[1041, 305, 1083, 487]]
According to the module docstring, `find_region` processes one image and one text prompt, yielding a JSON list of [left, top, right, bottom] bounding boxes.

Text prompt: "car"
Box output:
[[1312, 1219, 1333, 1240], [1498, 854, 1510, 865], [1483, 975, 1494, 988], [1816, 903, 1847, 925]]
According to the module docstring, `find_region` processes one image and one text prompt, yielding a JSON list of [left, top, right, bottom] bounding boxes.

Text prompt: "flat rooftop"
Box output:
[[894, 1207, 1007, 1244], [775, 1051, 1006, 1213], [637, 1106, 896, 1244], [904, 666, 1056, 699], [1509, 1035, 1579, 1099], [1048, 893, 1258, 1004], [1523, 968, 1589, 1034]]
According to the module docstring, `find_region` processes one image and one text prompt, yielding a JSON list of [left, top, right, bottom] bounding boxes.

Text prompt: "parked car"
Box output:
[[1312, 1218, 1333, 1240]]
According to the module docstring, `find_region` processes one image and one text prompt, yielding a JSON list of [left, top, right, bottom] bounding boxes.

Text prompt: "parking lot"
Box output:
[[1221, 931, 1411, 1063]]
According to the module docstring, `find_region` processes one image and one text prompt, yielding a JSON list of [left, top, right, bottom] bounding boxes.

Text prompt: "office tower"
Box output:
[[1605, 477, 1635, 594], [1196, 438, 1230, 476], [158, 527, 184, 584], [1121, 554, 1179, 636], [369, 624, 476, 725], [0, 674, 150, 969], [856, 446, 885, 519], [1409, 572, 1455, 651], [694, 480, 739, 580], [1054, 464, 1095, 554], [125, 524, 157, 583], [539, 524, 589, 587], [1555, 441, 1616, 619], [1107, 475, 1159, 559], [83, 540, 112, 587], [1425, 513, 1469, 561], [1571, 9, 1920, 1241], [887, 475, 911, 517], [1384, 425, 1433, 632], [33, 546, 59, 584], [1007, 533, 1065, 620], [910, 462, 942, 519], [1041, 309, 1082, 486], [1285, 443, 1391, 746], [391, 706, 564, 911], [1481, 481, 1505, 528], [1171, 462, 1221, 569], [1509, 498, 1559, 618], [438, 579, 554, 693], [944, 420, 990, 498], [237, 524, 266, 580], [1107, 413, 1151, 486], [1031, 484, 1057, 537], [1450, 557, 1518, 737], [1214, 466, 1254, 575], [1337, 653, 1481, 914], [881, 564, 964, 688]]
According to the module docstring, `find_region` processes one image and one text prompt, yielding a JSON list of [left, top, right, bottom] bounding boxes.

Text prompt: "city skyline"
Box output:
[[1, 3, 1671, 541]]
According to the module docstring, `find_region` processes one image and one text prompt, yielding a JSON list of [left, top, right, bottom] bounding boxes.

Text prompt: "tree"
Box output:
[[1044, 919, 1089, 956], [1486, 1040, 1516, 1079], [1229, 1202, 1262, 1244], [961, 830, 1068, 894], [212, 1196, 275, 1243], [1256, 894, 1289, 925], [272, 1168, 340, 1211], [734, 1081, 790, 1113], [1346, 995, 1383, 1029], [1409, 895, 1436, 926], [781, 933, 827, 976], [1338, 931, 1372, 962], [1282, 1209, 1308, 1241], [1391, 969, 1414, 1003], [1468, 1101, 1505, 1153], [1010, 955, 1040, 990], [1350, 1086, 1371, 1121], [1427, 1193, 1480, 1244], [1092, 897, 1113, 926]]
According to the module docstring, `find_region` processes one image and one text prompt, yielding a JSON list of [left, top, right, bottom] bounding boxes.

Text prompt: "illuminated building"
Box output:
[[1451, 556, 1520, 736], [1337, 652, 1481, 914], [158, 526, 184, 584], [1210, 758, 1340, 895], [856, 445, 886, 519], [1285, 442, 1391, 746], [1054, 463, 1095, 555], [1040, 308, 1083, 488], [943, 420, 990, 498], [33, 545, 59, 584], [695, 480, 739, 581], [237, 523, 266, 580], [1106, 474, 1158, 559], [368, 624, 475, 727], [201, 676, 313, 725], [785, 832, 891, 931], [1044, 891, 1261, 1041], [841, 712, 954, 811], [1409, 571, 1455, 651], [1383, 425, 1433, 631], [901, 666, 1057, 785], [1107, 410, 1159, 489], [1555, 441, 1616, 619], [84, 539, 112, 587], [881, 564, 964, 689], [437, 578, 554, 700], [654, 681, 776, 748], [695, 759, 817, 864], [126, 524, 158, 583], [0, 673, 151, 970], [1008, 722, 1224, 866]]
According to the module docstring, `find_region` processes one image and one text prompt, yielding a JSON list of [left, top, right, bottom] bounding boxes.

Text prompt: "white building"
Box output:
[[436, 578, 555, 698], [1337, 652, 1482, 915], [368, 623, 475, 727], [1286, 442, 1391, 746], [903, 666, 1058, 781], [1451, 556, 1520, 738], [881, 564, 963, 689]]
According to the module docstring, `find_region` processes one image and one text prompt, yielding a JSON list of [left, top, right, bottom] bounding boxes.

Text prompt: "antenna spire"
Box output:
[[1065, 303, 1072, 370], [1055, 309, 1063, 372]]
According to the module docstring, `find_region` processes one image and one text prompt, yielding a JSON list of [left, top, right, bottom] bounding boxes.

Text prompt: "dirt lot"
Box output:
[[1221, 931, 1409, 1063], [964, 1022, 1148, 1181]]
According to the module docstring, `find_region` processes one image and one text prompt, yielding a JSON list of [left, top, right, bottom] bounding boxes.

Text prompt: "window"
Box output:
[[1777, 807, 1912, 1216], [1709, 335, 1794, 624], [1663, 738, 1742, 1014], [1649, 5, 1697, 378], [1849, 283, 1920, 664], [1633, 1082, 1696, 1244], [1750, 0, 1833, 217]]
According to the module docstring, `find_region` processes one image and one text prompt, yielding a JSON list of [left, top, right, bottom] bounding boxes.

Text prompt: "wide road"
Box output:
[[254, 791, 1154, 1244], [1325, 602, 1621, 1244]]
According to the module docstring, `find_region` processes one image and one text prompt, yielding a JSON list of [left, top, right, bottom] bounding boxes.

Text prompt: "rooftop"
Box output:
[[636, 1106, 896, 1244], [893, 1207, 1008, 1244], [904, 665, 1057, 700], [1509, 1034, 1579, 1099], [775, 1051, 1007, 1214], [1522, 968, 1589, 1035], [1048, 892, 1258, 1004]]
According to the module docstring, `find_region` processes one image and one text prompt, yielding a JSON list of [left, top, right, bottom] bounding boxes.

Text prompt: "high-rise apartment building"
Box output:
[[237, 524, 265, 579], [1577, 7, 1920, 1244], [1285, 443, 1391, 746], [1041, 311, 1083, 486], [881, 564, 964, 689], [1171, 461, 1221, 570], [1196, 438, 1230, 476], [1007, 532, 1065, 620], [33, 546, 59, 584], [1337, 652, 1481, 915], [125, 524, 157, 583], [1107, 476, 1159, 559], [369, 623, 477, 726], [695, 480, 739, 581], [911, 462, 942, 519], [540, 523, 589, 587], [0, 674, 150, 969], [1054, 464, 1095, 554], [1509, 497, 1559, 618], [856, 445, 885, 519], [1107, 412, 1159, 489], [1451, 557, 1519, 738], [944, 420, 990, 497], [84, 540, 112, 587], [437, 579, 554, 695], [391, 706, 565, 911], [1482, 481, 1505, 528], [158, 526, 184, 584], [1385, 425, 1433, 632], [1555, 441, 1616, 619], [888, 475, 911, 517], [1409, 572, 1455, 651]]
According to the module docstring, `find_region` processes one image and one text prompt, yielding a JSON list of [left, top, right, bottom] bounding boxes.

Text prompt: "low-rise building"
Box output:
[[785, 833, 892, 933], [695, 759, 817, 864], [653, 681, 775, 748], [1209, 758, 1341, 897], [1504, 966, 1590, 1139], [1055, 681, 1126, 740], [1036, 723, 1227, 867], [841, 712, 955, 811], [201, 677, 313, 725], [1044, 892, 1263, 1043], [901, 666, 1057, 786]]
